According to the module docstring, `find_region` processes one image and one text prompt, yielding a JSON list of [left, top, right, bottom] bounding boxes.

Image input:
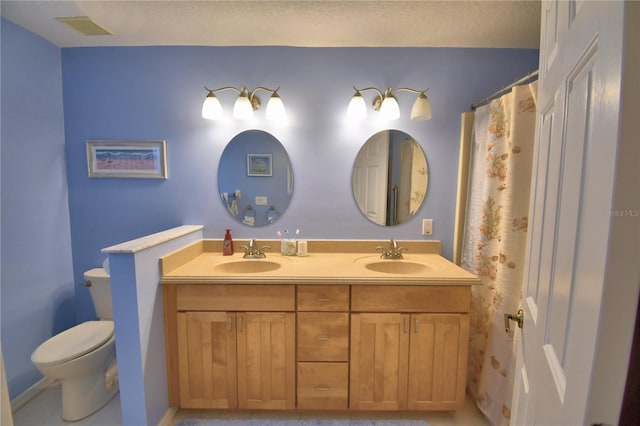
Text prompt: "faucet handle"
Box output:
[[376, 246, 388, 258], [259, 245, 271, 254]]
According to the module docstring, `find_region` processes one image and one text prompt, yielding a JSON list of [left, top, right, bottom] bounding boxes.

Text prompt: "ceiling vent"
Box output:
[[55, 16, 112, 36]]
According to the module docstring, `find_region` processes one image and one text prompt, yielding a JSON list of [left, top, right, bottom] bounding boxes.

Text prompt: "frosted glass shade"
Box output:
[[202, 93, 223, 120], [379, 95, 400, 120], [410, 93, 432, 120], [347, 92, 367, 121], [266, 93, 286, 122], [233, 94, 254, 120]]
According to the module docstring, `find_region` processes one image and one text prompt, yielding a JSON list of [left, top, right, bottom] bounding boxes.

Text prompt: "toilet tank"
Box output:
[[84, 268, 112, 320]]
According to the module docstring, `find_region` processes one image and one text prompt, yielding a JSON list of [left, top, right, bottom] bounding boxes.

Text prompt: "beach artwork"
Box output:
[[87, 140, 167, 178]]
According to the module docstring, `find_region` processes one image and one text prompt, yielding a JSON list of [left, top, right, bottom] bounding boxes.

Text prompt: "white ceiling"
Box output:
[[1, 0, 541, 49]]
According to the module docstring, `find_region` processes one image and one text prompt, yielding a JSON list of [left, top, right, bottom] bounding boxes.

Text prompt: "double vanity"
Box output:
[[161, 239, 480, 412]]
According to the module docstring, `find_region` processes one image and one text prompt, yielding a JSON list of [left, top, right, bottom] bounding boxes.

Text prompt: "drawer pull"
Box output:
[[227, 318, 232, 332], [238, 317, 243, 332], [314, 386, 330, 392], [403, 317, 409, 333], [315, 298, 331, 302], [414, 318, 419, 333], [315, 336, 332, 341]]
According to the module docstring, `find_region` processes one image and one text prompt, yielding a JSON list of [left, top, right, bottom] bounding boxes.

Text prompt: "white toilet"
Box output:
[[31, 268, 118, 421]]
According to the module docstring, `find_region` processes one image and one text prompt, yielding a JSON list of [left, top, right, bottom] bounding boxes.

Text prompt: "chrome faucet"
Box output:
[[376, 238, 407, 259], [241, 239, 271, 259]]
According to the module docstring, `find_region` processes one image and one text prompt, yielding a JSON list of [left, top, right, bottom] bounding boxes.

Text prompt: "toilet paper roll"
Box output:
[[297, 240, 308, 257]]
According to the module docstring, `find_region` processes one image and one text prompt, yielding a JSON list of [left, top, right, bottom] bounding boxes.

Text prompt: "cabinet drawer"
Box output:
[[351, 285, 471, 313], [297, 362, 348, 410], [176, 284, 295, 311], [297, 313, 349, 361], [297, 285, 349, 311]]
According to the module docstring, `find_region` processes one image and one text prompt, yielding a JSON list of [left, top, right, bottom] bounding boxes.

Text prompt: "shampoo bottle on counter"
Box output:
[[223, 229, 234, 255]]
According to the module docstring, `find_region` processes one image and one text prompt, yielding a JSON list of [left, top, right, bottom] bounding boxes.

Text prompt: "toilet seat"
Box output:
[[31, 321, 114, 366]]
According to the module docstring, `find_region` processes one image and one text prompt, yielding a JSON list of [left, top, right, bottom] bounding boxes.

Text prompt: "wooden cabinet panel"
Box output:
[[297, 362, 349, 409], [351, 285, 470, 313], [297, 312, 349, 362], [297, 285, 349, 311], [176, 284, 295, 311], [236, 312, 296, 409], [177, 312, 237, 408], [349, 313, 410, 410], [408, 314, 470, 410]]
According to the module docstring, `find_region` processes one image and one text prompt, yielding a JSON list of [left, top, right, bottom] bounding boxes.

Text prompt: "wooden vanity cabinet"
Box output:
[[164, 284, 296, 410], [165, 282, 471, 412], [350, 286, 471, 411]]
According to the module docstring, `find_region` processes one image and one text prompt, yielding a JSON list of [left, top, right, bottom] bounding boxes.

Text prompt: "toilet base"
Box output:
[[60, 366, 119, 421]]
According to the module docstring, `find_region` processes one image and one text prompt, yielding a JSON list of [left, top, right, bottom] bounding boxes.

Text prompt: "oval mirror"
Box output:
[[352, 130, 428, 226], [218, 130, 293, 226]]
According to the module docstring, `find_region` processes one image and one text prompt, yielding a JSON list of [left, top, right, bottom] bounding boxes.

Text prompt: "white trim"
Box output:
[[10, 377, 57, 413], [157, 406, 178, 426]]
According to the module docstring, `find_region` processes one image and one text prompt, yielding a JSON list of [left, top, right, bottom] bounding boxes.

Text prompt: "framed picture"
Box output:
[[247, 154, 272, 176], [86, 140, 168, 179]]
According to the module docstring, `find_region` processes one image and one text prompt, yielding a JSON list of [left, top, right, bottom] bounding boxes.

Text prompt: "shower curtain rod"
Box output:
[[470, 70, 539, 111]]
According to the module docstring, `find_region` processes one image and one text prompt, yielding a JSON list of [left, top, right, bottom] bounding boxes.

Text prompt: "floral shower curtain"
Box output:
[[461, 82, 537, 426]]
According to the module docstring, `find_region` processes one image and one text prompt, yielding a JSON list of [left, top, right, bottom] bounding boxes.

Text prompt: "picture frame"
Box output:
[[86, 140, 168, 179], [247, 154, 272, 176]]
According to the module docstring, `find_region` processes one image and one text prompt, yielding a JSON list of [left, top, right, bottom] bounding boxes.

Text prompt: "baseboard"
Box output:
[[10, 377, 57, 413], [158, 406, 178, 426]]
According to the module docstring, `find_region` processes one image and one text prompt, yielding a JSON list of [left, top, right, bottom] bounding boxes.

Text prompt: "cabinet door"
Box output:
[[177, 311, 237, 408], [350, 313, 410, 410], [408, 313, 470, 410], [236, 312, 296, 409]]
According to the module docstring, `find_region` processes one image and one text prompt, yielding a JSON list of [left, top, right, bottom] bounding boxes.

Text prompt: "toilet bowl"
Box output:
[[31, 268, 118, 421]]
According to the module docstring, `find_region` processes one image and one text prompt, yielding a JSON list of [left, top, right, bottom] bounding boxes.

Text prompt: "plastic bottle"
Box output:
[[223, 229, 234, 255]]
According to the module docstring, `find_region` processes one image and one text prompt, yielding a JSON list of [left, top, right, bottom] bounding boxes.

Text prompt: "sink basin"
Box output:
[[364, 261, 429, 275], [214, 260, 282, 274]]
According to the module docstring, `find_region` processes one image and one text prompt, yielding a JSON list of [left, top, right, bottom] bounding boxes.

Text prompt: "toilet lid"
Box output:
[[31, 321, 114, 366]]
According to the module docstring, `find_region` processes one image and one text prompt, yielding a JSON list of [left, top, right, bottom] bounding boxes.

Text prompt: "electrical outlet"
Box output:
[[422, 219, 433, 236], [255, 196, 268, 206]]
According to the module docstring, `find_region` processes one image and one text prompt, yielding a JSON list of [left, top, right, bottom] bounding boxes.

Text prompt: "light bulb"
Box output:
[[347, 91, 367, 121], [266, 92, 286, 122], [201, 92, 223, 120], [233, 90, 254, 120], [410, 92, 432, 120], [379, 95, 400, 120]]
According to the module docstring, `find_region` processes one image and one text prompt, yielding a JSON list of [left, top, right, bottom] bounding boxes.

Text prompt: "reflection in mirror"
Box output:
[[352, 130, 428, 226], [218, 130, 293, 227]]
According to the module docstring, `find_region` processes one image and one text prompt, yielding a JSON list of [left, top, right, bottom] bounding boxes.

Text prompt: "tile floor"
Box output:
[[12, 383, 122, 426], [12, 383, 488, 426]]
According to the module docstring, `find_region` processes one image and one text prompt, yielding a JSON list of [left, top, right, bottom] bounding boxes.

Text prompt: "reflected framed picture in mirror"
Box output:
[[247, 154, 272, 176]]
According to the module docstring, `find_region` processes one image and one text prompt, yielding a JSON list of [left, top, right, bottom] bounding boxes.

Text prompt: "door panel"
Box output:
[[350, 313, 409, 410], [177, 312, 237, 408], [236, 312, 295, 409], [408, 314, 469, 410]]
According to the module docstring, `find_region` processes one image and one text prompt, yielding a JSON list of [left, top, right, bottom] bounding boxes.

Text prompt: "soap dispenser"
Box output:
[[223, 229, 234, 255]]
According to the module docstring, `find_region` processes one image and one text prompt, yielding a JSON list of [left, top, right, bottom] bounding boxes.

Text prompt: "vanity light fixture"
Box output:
[[202, 86, 286, 122], [347, 86, 432, 121]]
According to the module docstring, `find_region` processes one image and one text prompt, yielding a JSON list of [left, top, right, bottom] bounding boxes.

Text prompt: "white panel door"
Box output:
[[511, 1, 627, 425], [352, 131, 389, 225]]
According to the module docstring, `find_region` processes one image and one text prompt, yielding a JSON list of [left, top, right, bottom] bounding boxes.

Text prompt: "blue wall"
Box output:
[[62, 46, 538, 321], [1, 17, 538, 401], [0, 19, 75, 398]]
